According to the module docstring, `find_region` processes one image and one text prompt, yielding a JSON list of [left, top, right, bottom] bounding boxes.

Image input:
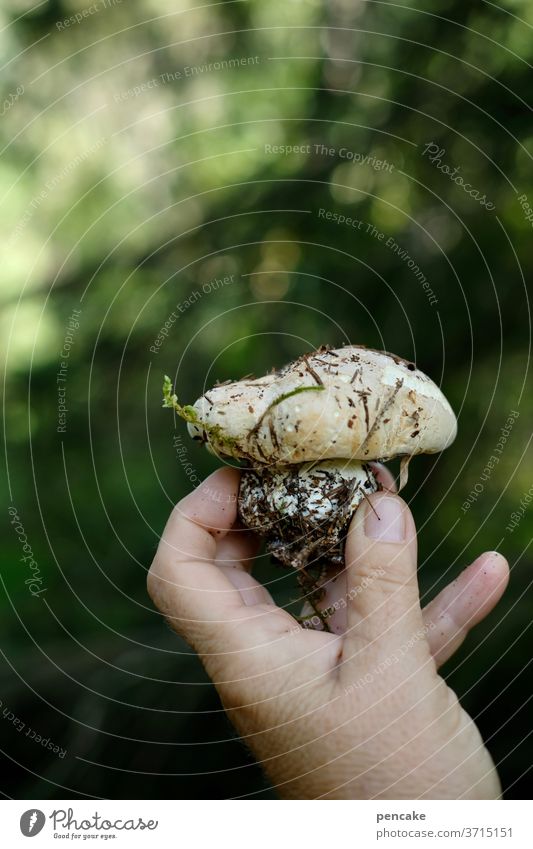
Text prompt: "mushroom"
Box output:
[[163, 345, 457, 574]]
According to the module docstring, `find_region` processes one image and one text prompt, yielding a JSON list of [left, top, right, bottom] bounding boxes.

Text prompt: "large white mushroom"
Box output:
[[163, 345, 457, 573]]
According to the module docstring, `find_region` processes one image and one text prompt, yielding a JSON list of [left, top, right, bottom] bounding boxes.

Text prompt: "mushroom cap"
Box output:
[[187, 345, 457, 465]]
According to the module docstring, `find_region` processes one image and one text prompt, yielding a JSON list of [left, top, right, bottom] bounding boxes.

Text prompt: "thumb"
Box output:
[[341, 492, 431, 677]]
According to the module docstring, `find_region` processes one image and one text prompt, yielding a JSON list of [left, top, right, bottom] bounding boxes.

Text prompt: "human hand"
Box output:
[[147, 467, 508, 799]]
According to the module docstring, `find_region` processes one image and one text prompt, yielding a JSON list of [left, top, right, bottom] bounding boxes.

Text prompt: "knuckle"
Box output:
[[146, 555, 171, 608]]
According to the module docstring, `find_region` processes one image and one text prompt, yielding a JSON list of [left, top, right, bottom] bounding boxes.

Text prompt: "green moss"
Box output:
[[162, 376, 240, 453], [266, 385, 325, 409], [163, 378, 325, 460], [249, 384, 325, 436]]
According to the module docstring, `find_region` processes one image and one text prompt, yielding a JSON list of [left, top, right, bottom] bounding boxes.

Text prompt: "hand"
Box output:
[[147, 467, 508, 799]]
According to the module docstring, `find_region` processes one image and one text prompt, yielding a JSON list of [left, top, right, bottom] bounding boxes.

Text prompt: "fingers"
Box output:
[[301, 547, 509, 670], [215, 528, 269, 604], [219, 565, 275, 607], [298, 462, 397, 635], [148, 468, 298, 671], [214, 526, 260, 573], [147, 468, 247, 649], [341, 492, 430, 678], [299, 569, 346, 634], [422, 551, 509, 668]]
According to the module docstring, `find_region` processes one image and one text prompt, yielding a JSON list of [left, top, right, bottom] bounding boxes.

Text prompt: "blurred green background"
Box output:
[[1, 0, 532, 799]]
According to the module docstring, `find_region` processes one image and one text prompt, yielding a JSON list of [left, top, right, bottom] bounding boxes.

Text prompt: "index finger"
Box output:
[[148, 467, 308, 685], [147, 467, 247, 649]]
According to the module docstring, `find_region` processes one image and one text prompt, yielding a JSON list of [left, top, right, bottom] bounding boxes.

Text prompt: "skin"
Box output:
[[147, 465, 509, 799]]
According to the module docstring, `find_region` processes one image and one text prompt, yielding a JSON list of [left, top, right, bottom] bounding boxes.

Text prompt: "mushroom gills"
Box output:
[[238, 459, 379, 570]]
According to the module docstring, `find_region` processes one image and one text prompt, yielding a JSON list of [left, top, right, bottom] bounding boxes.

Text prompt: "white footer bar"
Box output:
[[1, 799, 530, 848]]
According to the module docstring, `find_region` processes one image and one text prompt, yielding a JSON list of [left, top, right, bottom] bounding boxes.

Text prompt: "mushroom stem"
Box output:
[[238, 458, 379, 571]]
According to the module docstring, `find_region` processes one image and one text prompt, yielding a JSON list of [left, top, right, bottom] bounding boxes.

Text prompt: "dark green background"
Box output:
[[1, 0, 531, 798]]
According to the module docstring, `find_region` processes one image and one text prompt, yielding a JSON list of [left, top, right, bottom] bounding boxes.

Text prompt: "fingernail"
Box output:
[[364, 495, 405, 542]]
